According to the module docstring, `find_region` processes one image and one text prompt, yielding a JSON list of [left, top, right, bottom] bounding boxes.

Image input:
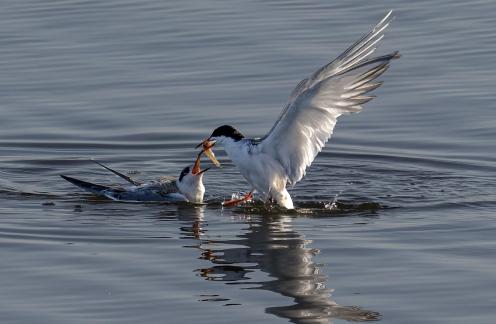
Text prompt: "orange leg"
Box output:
[[222, 191, 253, 207]]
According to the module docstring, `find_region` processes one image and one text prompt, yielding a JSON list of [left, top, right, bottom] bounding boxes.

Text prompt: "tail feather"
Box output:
[[60, 175, 122, 196]]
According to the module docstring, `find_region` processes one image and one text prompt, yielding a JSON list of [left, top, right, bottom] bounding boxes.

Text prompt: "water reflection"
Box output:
[[173, 206, 380, 323]]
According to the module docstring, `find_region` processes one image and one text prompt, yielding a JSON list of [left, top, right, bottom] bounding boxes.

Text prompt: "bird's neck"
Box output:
[[223, 138, 246, 158], [222, 138, 256, 169], [177, 179, 205, 203]]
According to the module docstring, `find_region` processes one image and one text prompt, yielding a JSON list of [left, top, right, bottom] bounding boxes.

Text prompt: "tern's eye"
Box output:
[[179, 167, 190, 181]]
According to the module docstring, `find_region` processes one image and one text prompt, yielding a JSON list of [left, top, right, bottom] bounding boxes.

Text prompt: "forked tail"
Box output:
[[60, 175, 121, 197]]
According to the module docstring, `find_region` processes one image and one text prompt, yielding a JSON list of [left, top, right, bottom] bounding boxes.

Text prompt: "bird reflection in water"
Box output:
[[173, 205, 380, 323]]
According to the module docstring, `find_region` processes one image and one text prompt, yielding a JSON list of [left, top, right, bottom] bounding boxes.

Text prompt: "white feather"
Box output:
[[260, 11, 399, 186]]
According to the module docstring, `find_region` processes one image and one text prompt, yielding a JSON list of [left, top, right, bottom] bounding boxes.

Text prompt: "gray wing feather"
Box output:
[[156, 176, 179, 195], [60, 175, 125, 196], [92, 159, 142, 186]]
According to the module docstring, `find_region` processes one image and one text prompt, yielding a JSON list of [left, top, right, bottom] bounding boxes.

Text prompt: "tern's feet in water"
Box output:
[[222, 191, 253, 207]]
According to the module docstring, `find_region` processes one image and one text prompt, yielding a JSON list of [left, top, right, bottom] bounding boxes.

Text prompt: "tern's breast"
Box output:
[[224, 140, 286, 197]]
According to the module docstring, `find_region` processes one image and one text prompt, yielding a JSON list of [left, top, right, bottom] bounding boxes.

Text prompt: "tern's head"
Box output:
[[209, 125, 244, 143], [194, 125, 242, 168], [176, 154, 208, 204]]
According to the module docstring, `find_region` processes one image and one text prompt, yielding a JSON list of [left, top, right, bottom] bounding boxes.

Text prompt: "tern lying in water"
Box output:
[[61, 152, 210, 203], [198, 11, 400, 209]]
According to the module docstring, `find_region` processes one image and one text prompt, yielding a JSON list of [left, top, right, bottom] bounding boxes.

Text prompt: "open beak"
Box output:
[[195, 138, 221, 167], [191, 152, 212, 176], [196, 167, 211, 175]]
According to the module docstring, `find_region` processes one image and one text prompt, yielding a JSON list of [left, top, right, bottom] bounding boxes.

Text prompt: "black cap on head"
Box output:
[[179, 166, 190, 181], [211, 125, 244, 141]]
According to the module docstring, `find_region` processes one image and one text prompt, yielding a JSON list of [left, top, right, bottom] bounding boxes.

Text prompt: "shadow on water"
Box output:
[[171, 205, 381, 323]]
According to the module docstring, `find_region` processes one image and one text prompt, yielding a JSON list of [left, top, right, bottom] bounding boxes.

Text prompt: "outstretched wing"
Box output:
[[260, 11, 399, 185]]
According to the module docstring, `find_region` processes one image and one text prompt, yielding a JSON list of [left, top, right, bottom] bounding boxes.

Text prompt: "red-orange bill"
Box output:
[[192, 152, 202, 175], [192, 152, 212, 175]]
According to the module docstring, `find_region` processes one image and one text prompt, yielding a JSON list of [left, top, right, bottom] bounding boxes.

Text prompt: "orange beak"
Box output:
[[195, 138, 221, 167], [191, 151, 211, 176]]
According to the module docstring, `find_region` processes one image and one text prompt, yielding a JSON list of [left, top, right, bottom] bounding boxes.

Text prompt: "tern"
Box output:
[[61, 152, 210, 203], [198, 11, 399, 209]]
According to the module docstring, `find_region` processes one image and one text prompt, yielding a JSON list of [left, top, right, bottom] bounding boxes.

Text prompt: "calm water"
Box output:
[[1, 1, 495, 323]]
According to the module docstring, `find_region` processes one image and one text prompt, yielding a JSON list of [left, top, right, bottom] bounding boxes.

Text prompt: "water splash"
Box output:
[[325, 182, 354, 211]]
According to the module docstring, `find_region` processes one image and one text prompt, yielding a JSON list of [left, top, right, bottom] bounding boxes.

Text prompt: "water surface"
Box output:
[[1, 1, 495, 323]]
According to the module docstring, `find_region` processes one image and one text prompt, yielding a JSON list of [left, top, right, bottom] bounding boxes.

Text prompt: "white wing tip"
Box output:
[[377, 10, 394, 28]]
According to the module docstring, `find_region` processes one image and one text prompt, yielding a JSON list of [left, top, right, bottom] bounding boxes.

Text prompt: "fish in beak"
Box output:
[[196, 138, 221, 167], [192, 151, 211, 176]]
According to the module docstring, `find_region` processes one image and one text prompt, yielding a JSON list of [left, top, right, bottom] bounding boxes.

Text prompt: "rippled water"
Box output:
[[1, 1, 495, 323]]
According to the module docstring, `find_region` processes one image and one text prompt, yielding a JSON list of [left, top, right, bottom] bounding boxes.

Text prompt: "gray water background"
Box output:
[[0, 0, 495, 323]]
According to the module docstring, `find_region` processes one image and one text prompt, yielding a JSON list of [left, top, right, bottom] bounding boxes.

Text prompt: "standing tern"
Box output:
[[198, 11, 400, 209], [61, 152, 210, 203]]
